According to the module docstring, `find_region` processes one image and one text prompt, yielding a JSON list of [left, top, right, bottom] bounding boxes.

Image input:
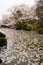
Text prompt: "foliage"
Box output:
[[0, 32, 7, 47], [38, 27, 43, 34], [35, 0, 43, 34], [16, 22, 31, 31], [26, 24, 32, 30], [16, 21, 22, 30], [0, 59, 2, 64], [36, 6, 43, 19], [36, 0, 43, 26], [32, 24, 40, 30], [0, 37, 7, 47], [21, 21, 26, 30], [0, 32, 6, 37]]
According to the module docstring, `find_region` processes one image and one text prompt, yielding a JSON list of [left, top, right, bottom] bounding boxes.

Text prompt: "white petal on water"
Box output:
[[0, 29, 43, 65]]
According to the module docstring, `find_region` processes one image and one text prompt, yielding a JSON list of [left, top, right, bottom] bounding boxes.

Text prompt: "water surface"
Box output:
[[0, 28, 43, 65]]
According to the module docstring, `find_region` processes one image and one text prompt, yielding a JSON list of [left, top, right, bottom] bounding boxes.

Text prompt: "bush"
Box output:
[[0, 32, 7, 47], [38, 27, 43, 34], [21, 21, 27, 30], [32, 24, 40, 30], [16, 22, 31, 31], [16, 22, 22, 30], [22, 24, 27, 30], [0, 32, 6, 37], [16, 21, 40, 31], [26, 24, 32, 30], [0, 37, 7, 47], [25, 24, 31, 31], [0, 59, 2, 64]]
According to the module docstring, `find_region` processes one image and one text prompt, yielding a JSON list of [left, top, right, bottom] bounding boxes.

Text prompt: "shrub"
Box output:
[[16, 21, 40, 31], [16, 22, 31, 31], [0, 59, 2, 64], [0, 32, 6, 37], [38, 27, 43, 34], [31, 24, 40, 30], [26, 24, 31, 31], [22, 24, 27, 30], [16, 22, 22, 30], [0, 37, 7, 47], [21, 21, 27, 30]]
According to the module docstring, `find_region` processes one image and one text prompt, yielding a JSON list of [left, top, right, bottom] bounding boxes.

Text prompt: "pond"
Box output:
[[0, 28, 43, 65]]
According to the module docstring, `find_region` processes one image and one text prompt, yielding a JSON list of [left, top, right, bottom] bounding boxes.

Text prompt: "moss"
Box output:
[[0, 37, 7, 47]]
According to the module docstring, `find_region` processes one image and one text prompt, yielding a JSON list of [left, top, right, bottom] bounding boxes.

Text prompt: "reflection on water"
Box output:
[[0, 28, 43, 65]]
